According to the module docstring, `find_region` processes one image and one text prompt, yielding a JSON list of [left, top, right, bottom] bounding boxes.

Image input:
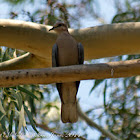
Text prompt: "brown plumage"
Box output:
[[49, 22, 84, 123]]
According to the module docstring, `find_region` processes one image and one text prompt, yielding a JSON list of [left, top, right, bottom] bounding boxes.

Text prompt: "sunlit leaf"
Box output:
[[17, 105, 26, 133], [0, 99, 6, 115]]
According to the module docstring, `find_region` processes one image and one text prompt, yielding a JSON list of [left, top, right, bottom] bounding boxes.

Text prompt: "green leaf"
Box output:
[[23, 104, 39, 134], [0, 112, 8, 134], [18, 86, 38, 100], [10, 89, 22, 110], [90, 79, 104, 94], [2, 48, 9, 61], [112, 12, 135, 23], [125, 0, 131, 10], [28, 97, 36, 115], [0, 99, 6, 115], [103, 80, 107, 109], [15, 118, 18, 134], [44, 102, 59, 110], [17, 105, 26, 133], [9, 110, 14, 139], [4, 0, 26, 5]]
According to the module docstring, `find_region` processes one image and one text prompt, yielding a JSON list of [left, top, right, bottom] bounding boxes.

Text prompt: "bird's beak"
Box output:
[[49, 27, 55, 31]]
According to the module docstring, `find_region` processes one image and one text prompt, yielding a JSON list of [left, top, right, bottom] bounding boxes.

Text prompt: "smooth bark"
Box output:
[[0, 58, 139, 87], [0, 19, 140, 68], [0, 53, 48, 70]]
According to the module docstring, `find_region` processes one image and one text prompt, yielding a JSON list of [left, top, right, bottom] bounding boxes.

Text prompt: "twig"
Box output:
[[126, 123, 140, 140], [77, 103, 120, 140], [36, 123, 87, 140]]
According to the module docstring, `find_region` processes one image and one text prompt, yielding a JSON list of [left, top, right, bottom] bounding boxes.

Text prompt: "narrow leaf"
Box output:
[[9, 110, 14, 138], [0, 112, 8, 134], [90, 79, 104, 94], [18, 86, 38, 100], [103, 80, 107, 109], [23, 104, 39, 134], [0, 114, 5, 121], [11, 90, 22, 110], [0, 99, 6, 115], [15, 118, 18, 134], [17, 105, 26, 133]]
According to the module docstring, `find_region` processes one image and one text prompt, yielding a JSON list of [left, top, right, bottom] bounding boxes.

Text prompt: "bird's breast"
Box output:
[[56, 34, 78, 66]]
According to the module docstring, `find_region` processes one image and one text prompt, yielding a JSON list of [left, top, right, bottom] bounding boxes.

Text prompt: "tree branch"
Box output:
[[0, 53, 48, 70], [1, 19, 140, 67], [0, 19, 55, 62], [77, 103, 119, 140], [0, 58, 140, 87], [36, 123, 87, 140]]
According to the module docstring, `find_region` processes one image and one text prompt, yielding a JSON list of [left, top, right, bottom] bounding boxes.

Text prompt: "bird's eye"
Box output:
[[58, 24, 62, 27]]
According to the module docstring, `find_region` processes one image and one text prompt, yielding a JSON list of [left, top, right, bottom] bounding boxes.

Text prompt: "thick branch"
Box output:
[[1, 19, 140, 67], [77, 103, 119, 140], [0, 19, 54, 67], [0, 59, 140, 87], [0, 53, 49, 70]]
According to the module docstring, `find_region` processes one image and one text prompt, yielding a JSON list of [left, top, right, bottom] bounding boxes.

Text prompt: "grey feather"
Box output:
[[76, 43, 84, 90], [78, 43, 84, 65], [52, 44, 59, 67]]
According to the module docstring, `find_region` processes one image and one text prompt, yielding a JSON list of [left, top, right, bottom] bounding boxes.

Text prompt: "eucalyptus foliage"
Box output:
[[0, 0, 140, 140]]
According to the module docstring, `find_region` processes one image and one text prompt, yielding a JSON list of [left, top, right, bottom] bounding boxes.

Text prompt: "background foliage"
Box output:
[[0, 0, 140, 139]]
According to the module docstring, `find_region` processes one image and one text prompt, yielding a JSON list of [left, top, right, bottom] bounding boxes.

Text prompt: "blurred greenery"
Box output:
[[0, 0, 140, 140]]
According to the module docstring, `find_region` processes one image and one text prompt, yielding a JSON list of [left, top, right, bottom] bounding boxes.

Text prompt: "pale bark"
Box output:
[[1, 19, 140, 69], [0, 53, 48, 70], [0, 58, 139, 87], [0, 19, 54, 68]]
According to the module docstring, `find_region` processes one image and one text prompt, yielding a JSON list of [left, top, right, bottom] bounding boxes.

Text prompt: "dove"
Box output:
[[49, 22, 84, 123]]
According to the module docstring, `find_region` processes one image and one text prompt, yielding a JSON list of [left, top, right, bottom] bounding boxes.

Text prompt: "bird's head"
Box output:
[[49, 21, 68, 33]]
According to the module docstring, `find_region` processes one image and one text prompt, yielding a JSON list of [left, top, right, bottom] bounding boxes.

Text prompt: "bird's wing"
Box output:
[[52, 44, 62, 94], [76, 43, 84, 90], [77, 43, 84, 64], [52, 44, 59, 67]]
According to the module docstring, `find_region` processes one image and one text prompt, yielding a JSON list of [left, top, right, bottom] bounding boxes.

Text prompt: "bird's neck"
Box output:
[[57, 30, 69, 35]]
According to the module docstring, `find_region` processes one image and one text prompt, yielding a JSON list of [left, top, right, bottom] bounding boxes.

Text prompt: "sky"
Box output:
[[0, 0, 117, 139]]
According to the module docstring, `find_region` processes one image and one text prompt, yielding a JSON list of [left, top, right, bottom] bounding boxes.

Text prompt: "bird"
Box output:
[[49, 21, 84, 123]]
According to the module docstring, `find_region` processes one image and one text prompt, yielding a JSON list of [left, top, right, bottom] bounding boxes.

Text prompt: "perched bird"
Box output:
[[49, 22, 84, 123]]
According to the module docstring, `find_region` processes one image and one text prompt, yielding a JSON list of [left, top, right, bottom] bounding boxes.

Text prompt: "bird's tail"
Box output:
[[61, 102, 78, 123], [60, 82, 78, 123]]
